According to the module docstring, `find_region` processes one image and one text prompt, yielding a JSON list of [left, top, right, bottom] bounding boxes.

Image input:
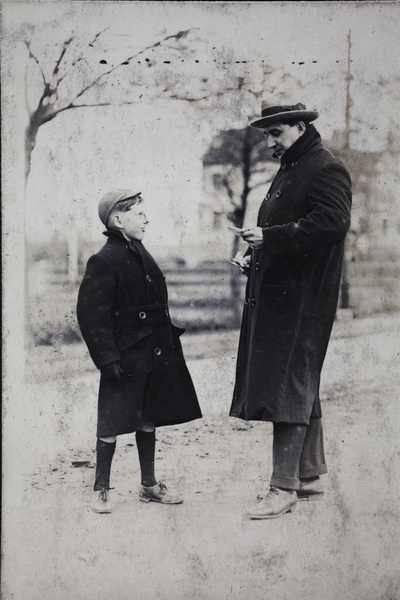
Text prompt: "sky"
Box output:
[[2, 1, 400, 248]]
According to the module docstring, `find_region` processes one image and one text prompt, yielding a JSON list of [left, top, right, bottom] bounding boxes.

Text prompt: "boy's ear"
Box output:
[[110, 212, 124, 230]]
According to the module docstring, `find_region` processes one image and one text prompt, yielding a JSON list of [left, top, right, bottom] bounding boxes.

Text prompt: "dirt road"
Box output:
[[2, 313, 400, 600]]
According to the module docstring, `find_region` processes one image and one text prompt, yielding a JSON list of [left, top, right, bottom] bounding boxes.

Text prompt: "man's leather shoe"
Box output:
[[248, 487, 297, 519]]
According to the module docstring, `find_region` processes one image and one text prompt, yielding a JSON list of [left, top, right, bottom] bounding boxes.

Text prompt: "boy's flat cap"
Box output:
[[98, 189, 141, 226]]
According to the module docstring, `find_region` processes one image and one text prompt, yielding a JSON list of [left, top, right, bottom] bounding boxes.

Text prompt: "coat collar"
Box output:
[[103, 229, 142, 255], [280, 124, 322, 167]]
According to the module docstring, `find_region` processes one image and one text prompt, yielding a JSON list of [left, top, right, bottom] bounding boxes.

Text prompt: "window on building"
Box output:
[[213, 211, 223, 230]]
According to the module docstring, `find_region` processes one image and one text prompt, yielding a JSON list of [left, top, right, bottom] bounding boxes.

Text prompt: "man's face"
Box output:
[[262, 122, 304, 159], [116, 201, 148, 241]]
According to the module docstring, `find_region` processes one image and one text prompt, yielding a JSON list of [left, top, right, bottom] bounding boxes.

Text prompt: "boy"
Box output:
[[77, 189, 202, 513]]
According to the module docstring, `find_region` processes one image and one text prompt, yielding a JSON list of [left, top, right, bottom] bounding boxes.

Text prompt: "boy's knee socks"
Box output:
[[136, 430, 156, 487], [94, 439, 116, 491]]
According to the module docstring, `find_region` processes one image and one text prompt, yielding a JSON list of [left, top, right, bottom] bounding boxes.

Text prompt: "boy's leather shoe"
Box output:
[[139, 481, 183, 505], [248, 487, 297, 519], [91, 488, 112, 513]]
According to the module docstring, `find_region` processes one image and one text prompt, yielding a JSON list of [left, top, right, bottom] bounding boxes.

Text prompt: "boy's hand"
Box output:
[[101, 360, 124, 381]]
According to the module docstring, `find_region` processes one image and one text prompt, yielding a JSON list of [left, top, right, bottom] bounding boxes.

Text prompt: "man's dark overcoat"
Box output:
[[77, 231, 202, 436], [230, 125, 352, 424]]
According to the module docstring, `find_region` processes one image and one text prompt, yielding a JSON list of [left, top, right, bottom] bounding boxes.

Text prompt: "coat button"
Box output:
[[139, 311, 147, 319], [154, 347, 162, 356], [255, 262, 260, 271], [291, 161, 297, 167], [251, 299, 256, 307], [244, 298, 249, 305], [276, 190, 281, 198], [281, 163, 286, 169], [146, 275, 152, 282], [266, 193, 271, 200], [165, 308, 169, 317]]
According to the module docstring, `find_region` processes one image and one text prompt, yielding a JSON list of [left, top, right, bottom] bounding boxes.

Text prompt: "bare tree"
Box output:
[[23, 26, 207, 292], [204, 127, 278, 324], [23, 27, 196, 183]]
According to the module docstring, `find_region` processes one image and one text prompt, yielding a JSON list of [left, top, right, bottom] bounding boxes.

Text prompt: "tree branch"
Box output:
[[169, 90, 228, 103], [251, 180, 273, 191], [24, 40, 47, 88], [164, 29, 198, 42], [65, 28, 197, 106], [53, 35, 75, 76], [89, 27, 109, 46], [56, 99, 141, 112], [53, 29, 109, 90]]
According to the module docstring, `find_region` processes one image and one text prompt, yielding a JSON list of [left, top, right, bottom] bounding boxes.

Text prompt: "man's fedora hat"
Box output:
[[250, 103, 319, 129], [98, 189, 142, 226]]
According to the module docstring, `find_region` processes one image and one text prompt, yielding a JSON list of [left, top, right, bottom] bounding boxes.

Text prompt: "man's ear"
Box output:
[[297, 121, 306, 133]]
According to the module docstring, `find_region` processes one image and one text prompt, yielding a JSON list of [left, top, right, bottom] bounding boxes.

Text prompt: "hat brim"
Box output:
[[250, 110, 319, 129]]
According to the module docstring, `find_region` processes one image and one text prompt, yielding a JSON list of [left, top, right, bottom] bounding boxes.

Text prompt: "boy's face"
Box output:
[[116, 202, 148, 241]]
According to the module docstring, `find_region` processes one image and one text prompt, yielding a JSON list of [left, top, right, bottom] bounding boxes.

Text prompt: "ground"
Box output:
[[2, 313, 400, 600]]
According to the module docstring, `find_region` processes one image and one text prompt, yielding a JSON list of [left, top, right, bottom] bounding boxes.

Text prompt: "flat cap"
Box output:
[[98, 189, 141, 226]]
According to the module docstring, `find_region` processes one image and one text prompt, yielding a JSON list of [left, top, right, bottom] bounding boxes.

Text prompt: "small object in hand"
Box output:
[[228, 225, 244, 236], [229, 258, 242, 267], [230, 251, 251, 270]]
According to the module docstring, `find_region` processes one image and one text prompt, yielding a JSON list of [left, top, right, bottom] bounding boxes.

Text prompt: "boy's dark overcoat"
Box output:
[[230, 125, 352, 424], [77, 231, 202, 436]]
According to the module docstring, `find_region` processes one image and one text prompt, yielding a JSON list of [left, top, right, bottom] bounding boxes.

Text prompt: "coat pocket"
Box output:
[[115, 327, 153, 374], [170, 323, 186, 360]]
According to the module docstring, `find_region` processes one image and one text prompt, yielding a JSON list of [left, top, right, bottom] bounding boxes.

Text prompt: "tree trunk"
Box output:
[[25, 118, 39, 183], [229, 136, 252, 327], [229, 198, 248, 327], [68, 225, 79, 285], [230, 231, 246, 327], [339, 240, 350, 309]]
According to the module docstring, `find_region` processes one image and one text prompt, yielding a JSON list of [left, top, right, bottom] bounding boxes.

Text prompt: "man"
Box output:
[[77, 189, 202, 513], [229, 103, 352, 519]]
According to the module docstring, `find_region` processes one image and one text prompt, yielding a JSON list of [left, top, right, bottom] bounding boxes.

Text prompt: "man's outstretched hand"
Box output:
[[240, 227, 265, 250]]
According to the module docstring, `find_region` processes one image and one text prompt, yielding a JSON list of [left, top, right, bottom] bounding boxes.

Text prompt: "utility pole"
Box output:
[[344, 30, 352, 151], [340, 30, 352, 309]]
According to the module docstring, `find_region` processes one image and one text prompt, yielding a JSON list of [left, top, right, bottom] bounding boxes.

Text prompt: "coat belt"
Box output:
[[112, 304, 170, 326]]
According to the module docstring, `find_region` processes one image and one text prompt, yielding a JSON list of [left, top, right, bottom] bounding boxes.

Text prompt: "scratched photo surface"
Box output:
[[2, 2, 400, 599]]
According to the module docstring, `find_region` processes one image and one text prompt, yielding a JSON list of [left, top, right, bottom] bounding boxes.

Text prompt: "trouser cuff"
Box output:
[[300, 464, 328, 479], [270, 475, 300, 491]]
